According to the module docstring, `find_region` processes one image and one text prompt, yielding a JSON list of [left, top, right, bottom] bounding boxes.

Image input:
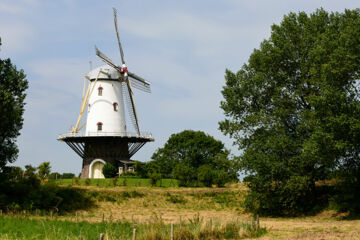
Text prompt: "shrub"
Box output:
[[62, 173, 75, 179], [197, 165, 214, 187], [149, 172, 162, 186], [112, 177, 118, 186], [85, 178, 91, 186], [166, 194, 186, 204], [0, 177, 93, 212], [73, 177, 79, 185], [102, 163, 117, 178]]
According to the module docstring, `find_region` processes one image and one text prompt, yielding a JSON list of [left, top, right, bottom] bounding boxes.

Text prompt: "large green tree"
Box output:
[[150, 130, 239, 186], [220, 9, 360, 215], [0, 38, 28, 172]]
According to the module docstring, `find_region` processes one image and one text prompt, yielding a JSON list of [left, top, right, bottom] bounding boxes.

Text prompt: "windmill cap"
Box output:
[[86, 65, 121, 80]]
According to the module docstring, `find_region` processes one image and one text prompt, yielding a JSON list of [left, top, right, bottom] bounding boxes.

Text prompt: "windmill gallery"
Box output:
[[58, 8, 154, 179]]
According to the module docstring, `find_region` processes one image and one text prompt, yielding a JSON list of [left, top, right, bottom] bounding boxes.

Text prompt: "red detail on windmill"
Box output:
[[122, 67, 128, 74]]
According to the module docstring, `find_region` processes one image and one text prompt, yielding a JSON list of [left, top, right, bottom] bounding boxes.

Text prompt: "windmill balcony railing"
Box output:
[[58, 131, 153, 139]]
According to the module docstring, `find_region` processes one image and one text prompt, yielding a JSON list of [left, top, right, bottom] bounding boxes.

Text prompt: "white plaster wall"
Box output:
[[85, 79, 126, 135]]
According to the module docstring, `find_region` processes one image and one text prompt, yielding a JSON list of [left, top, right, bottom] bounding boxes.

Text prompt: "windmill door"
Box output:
[[91, 161, 105, 178]]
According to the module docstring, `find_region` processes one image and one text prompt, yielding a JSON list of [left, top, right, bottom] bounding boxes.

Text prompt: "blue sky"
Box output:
[[1, 0, 358, 174]]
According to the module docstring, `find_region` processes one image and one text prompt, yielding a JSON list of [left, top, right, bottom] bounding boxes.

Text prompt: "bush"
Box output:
[[62, 173, 75, 179], [197, 165, 214, 187], [0, 175, 93, 213], [149, 172, 162, 186], [112, 177, 118, 186], [213, 170, 230, 187], [173, 164, 196, 187], [73, 177, 79, 185], [85, 178, 91, 186], [102, 163, 117, 178]]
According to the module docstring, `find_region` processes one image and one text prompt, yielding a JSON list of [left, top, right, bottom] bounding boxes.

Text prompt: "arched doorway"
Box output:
[[89, 159, 105, 178]]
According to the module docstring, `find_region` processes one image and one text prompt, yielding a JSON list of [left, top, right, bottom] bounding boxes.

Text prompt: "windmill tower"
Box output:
[[58, 8, 154, 178]]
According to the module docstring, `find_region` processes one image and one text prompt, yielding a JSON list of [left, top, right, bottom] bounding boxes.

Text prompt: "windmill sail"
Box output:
[[129, 72, 151, 93], [95, 46, 122, 72], [122, 83, 140, 135]]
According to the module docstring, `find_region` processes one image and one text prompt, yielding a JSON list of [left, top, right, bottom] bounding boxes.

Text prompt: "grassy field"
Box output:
[[2, 183, 360, 239], [0, 215, 265, 240], [53, 178, 179, 187]]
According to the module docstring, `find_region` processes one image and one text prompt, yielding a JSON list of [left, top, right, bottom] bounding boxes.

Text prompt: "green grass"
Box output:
[[53, 178, 179, 188], [0, 215, 267, 240]]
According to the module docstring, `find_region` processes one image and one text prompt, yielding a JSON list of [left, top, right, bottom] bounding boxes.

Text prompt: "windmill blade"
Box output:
[[113, 7, 125, 65], [128, 72, 151, 93], [122, 81, 140, 135], [95, 46, 122, 72]]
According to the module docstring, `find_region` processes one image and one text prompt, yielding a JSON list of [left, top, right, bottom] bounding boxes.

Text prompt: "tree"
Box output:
[[37, 162, 51, 180], [219, 9, 360, 215], [151, 130, 238, 186], [24, 165, 36, 178], [0, 38, 28, 172], [102, 163, 117, 178]]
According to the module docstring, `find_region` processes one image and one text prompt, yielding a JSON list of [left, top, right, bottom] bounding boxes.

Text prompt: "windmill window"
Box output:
[[98, 86, 103, 96], [97, 122, 103, 131], [113, 102, 118, 111]]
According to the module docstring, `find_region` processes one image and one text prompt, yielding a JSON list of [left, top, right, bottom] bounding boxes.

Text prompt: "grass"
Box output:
[[2, 183, 360, 239], [53, 178, 179, 187], [0, 215, 266, 240]]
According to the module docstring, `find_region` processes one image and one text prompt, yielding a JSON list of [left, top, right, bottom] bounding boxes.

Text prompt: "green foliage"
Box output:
[[0, 175, 92, 212], [197, 165, 214, 187], [149, 172, 162, 186], [151, 130, 238, 186], [62, 173, 75, 179], [173, 164, 197, 187], [102, 163, 117, 178], [220, 9, 360, 215], [73, 177, 79, 185], [112, 176, 118, 186], [0, 216, 266, 240], [37, 162, 51, 180], [166, 193, 187, 204], [134, 161, 148, 178], [84, 178, 91, 186], [24, 165, 36, 178], [0, 38, 28, 172]]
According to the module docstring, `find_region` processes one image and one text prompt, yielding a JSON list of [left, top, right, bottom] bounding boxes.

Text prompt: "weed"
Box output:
[[85, 178, 91, 186], [166, 194, 187, 204]]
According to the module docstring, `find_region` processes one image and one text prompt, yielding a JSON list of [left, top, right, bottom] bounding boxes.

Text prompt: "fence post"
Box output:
[[132, 228, 136, 240], [171, 223, 174, 240], [255, 214, 259, 230], [102, 213, 104, 222], [210, 218, 213, 231], [76, 212, 78, 222], [99, 233, 104, 240]]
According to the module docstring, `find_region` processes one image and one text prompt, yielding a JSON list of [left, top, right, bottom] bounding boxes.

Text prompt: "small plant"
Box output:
[[174, 229, 195, 240], [122, 177, 127, 186], [102, 163, 117, 178], [166, 194, 187, 204], [149, 172, 162, 187], [112, 177, 118, 186], [85, 178, 91, 186], [73, 177, 79, 185]]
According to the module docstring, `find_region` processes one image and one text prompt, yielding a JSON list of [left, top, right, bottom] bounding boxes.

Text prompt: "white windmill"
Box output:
[[58, 8, 154, 178]]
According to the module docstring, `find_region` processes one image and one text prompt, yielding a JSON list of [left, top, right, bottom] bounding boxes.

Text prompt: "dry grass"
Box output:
[[3, 183, 360, 239]]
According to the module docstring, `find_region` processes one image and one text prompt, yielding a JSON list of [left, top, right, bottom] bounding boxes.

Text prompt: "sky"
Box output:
[[0, 0, 359, 175]]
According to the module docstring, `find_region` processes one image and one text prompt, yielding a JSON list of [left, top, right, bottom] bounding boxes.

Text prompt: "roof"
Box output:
[[86, 65, 121, 80]]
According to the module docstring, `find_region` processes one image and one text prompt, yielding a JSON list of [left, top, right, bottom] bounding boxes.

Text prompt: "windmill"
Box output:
[[58, 8, 154, 178]]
